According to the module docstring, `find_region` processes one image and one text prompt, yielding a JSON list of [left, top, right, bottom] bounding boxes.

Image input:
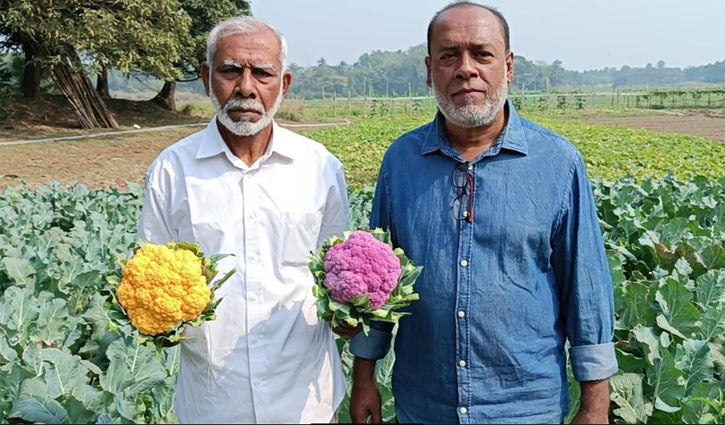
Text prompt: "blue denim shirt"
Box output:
[[350, 101, 617, 424]]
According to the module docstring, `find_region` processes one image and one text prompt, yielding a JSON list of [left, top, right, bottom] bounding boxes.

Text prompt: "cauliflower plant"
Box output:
[[310, 228, 422, 336], [108, 242, 235, 348], [324, 231, 401, 309], [117, 244, 211, 336]]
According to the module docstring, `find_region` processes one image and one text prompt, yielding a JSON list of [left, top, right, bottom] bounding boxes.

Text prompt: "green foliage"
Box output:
[[0, 0, 194, 81], [594, 175, 725, 423], [309, 116, 430, 188], [0, 182, 179, 424], [0, 115, 724, 423], [309, 115, 725, 188], [534, 118, 725, 181]]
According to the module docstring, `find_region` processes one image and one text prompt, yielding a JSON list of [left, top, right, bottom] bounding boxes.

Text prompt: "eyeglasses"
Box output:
[[452, 161, 475, 223]]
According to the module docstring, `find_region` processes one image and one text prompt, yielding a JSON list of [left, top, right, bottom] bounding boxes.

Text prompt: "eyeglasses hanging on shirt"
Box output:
[[452, 161, 475, 223]]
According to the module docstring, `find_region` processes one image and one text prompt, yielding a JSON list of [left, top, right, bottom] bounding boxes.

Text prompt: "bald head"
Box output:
[[427, 2, 510, 55]]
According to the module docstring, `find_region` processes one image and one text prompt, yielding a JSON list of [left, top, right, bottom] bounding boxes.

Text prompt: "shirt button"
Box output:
[[460, 260, 468, 267], [459, 360, 466, 367], [460, 407, 468, 415], [458, 311, 466, 318]]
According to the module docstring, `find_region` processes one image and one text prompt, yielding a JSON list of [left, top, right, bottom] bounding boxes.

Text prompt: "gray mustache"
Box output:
[[224, 98, 265, 114]]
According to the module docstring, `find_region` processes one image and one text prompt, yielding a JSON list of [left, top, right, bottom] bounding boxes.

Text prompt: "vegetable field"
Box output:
[[309, 116, 725, 187], [1, 115, 724, 423]]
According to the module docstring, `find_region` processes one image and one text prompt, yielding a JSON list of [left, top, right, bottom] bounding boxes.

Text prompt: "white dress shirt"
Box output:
[[139, 118, 350, 424]]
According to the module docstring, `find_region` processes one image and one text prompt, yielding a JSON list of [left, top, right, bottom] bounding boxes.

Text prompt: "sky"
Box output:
[[252, 0, 725, 71]]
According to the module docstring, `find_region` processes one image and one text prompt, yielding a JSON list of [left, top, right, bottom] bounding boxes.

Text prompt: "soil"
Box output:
[[582, 109, 725, 142], [0, 95, 345, 190]]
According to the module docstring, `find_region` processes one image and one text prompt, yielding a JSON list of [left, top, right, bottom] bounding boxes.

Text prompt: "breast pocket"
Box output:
[[280, 211, 322, 267]]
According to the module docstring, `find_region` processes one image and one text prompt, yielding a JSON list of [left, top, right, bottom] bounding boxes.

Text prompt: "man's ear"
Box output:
[[425, 56, 432, 88], [506, 51, 515, 84], [201, 63, 211, 97], [282, 72, 293, 97]]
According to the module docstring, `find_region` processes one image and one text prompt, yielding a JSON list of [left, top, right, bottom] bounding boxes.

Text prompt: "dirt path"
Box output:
[[583, 113, 725, 142], [0, 120, 352, 190], [0, 120, 351, 147]]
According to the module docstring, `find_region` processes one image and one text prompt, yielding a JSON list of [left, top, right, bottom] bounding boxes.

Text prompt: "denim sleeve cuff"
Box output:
[[570, 342, 618, 382], [349, 327, 393, 360]]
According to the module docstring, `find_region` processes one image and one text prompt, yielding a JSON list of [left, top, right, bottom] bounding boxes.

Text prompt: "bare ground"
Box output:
[[581, 109, 725, 142], [0, 96, 344, 191]]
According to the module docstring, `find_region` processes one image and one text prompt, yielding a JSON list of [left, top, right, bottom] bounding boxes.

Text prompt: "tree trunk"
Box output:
[[21, 42, 41, 100], [37, 43, 119, 129], [96, 67, 110, 99], [152, 81, 176, 111]]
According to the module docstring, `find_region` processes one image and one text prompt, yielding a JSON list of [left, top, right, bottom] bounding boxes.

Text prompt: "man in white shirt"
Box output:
[[139, 16, 349, 424]]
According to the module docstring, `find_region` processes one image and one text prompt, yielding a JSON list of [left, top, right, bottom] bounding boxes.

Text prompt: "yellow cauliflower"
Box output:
[[118, 244, 212, 336]]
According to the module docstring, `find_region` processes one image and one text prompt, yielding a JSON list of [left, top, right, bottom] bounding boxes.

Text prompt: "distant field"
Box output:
[[3, 110, 723, 191], [309, 114, 725, 187]]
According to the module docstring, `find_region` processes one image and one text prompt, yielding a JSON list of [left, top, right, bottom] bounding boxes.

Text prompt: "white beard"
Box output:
[[209, 79, 284, 137], [432, 76, 509, 128]]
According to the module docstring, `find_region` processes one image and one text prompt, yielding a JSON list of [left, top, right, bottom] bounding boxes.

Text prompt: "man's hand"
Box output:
[[332, 323, 363, 339], [350, 358, 382, 424], [572, 379, 610, 424]]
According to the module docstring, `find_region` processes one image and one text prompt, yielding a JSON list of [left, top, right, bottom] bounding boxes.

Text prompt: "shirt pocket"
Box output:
[[280, 211, 322, 267]]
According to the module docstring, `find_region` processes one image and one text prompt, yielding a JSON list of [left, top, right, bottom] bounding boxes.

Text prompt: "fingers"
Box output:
[[332, 323, 363, 339], [372, 407, 383, 424]]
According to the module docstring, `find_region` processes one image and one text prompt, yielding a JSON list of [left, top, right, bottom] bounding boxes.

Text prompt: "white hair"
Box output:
[[206, 16, 288, 72]]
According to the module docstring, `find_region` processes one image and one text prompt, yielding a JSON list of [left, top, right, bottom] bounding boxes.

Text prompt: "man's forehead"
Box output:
[[217, 31, 278, 51], [431, 7, 504, 47], [214, 32, 281, 65]]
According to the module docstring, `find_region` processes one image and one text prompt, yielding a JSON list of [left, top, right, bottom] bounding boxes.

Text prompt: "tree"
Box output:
[[151, 0, 252, 111], [0, 0, 194, 128]]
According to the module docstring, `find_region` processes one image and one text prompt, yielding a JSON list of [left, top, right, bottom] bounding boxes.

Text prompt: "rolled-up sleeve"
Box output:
[[551, 153, 618, 382], [350, 324, 394, 360]]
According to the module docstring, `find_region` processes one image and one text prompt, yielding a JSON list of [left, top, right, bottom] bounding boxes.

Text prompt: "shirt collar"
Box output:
[[196, 117, 296, 163], [421, 99, 529, 157]]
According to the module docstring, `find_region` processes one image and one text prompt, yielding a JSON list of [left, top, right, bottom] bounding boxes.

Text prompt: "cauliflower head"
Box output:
[[117, 244, 211, 335], [323, 231, 401, 309]]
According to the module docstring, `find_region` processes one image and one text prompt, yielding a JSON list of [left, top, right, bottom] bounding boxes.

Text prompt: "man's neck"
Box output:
[[445, 106, 508, 162], [217, 119, 274, 167]]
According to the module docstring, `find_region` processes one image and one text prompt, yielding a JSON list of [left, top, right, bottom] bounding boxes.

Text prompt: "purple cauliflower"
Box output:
[[323, 231, 402, 309]]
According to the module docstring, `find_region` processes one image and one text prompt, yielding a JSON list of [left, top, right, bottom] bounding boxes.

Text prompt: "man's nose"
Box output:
[[455, 52, 479, 80], [235, 69, 256, 98]]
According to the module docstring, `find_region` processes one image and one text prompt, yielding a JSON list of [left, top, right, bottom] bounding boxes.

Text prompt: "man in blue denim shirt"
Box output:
[[348, 2, 617, 424]]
